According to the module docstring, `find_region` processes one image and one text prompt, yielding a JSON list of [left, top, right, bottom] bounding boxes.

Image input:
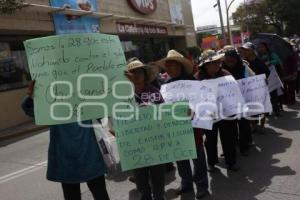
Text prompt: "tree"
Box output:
[[232, 0, 283, 35], [233, 0, 300, 35], [272, 0, 300, 35], [0, 0, 24, 15]]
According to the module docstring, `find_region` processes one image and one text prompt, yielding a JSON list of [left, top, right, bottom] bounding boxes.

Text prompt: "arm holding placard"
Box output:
[[21, 81, 35, 118]]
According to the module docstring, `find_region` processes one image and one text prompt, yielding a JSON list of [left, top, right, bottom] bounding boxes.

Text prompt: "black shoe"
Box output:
[[165, 163, 176, 173], [175, 186, 194, 195], [228, 164, 240, 172], [196, 188, 209, 199], [128, 176, 135, 183]]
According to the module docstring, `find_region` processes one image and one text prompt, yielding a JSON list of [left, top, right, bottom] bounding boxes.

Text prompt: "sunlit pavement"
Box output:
[[0, 99, 300, 200]]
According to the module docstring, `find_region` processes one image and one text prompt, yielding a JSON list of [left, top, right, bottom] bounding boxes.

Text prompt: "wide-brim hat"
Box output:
[[126, 59, 159, 82], [156, 50, 193, 75], [199, 50, 224, 67]]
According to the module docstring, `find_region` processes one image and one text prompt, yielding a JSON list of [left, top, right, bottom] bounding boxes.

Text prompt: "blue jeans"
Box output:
[[176, 148, 208, 190]]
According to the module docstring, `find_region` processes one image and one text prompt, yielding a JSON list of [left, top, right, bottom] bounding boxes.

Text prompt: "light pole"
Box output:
[[214, 0, 226, 45], [226, 0, 235, 45]]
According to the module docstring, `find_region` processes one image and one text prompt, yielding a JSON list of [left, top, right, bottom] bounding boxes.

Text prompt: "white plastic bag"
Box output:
[[93, 119, 117, 171]]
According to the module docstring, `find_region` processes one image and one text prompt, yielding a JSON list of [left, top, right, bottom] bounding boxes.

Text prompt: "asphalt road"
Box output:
[[1, 100, 300, 200]]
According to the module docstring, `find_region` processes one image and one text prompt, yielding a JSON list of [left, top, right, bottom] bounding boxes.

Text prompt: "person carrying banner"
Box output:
[[156, 50, 209, 199], [21, 81, 110, 200], [238, 43, 271, 134], [257, 42, 284, 115], [125, 59, 166, 200], [222, 48, 255, 156], [196, 50, 240, 172]]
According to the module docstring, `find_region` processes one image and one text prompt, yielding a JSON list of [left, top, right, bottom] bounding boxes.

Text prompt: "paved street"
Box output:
[[0, 100, 300, 200]]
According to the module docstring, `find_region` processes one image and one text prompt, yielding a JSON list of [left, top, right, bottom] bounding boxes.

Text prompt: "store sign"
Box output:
[[127, 0, 157, 14], [117, 23, 167, 35]]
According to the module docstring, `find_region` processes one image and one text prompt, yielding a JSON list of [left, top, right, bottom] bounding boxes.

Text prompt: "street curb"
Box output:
[[0, 126, 48, 142]]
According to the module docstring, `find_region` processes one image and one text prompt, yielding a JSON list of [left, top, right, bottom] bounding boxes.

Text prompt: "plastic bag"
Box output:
[[93, 119, 117, 171]]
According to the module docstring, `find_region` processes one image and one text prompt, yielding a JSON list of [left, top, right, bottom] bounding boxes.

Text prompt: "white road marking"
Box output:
[[0, 161, 47, 184]]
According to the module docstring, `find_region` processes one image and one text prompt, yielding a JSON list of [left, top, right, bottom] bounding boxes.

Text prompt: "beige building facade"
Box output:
[[0, 0, 196, 130]]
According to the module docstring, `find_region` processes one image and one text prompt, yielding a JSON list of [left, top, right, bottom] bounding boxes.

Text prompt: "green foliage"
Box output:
[[232, 0, 300, 35], [0, 0, 24, 14]]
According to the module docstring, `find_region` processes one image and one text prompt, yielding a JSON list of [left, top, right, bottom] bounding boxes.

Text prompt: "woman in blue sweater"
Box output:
[[22, 81, 110, 200]]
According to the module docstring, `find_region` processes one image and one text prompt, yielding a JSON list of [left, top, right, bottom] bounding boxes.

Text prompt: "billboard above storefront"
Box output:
[[168, 0, 184, 25], [117, 23, 167, 35], [127, 0, 157, 14], [50, 0, 100, 34]]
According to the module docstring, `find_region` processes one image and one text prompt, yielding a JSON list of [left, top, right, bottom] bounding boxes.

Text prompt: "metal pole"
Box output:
[[244, 0, 249, 34], [217, 0, 226, 45], [226, 0, 235, 45]]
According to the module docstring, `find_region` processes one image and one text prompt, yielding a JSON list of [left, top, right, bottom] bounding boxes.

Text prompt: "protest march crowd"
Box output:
[[21, 35, 299, 200]]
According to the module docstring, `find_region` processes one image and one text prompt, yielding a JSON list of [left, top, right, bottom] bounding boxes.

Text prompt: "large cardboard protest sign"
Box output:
[[160, 80, 218, 130], [268, 65, 283, 92], [113, 103, 197, 171], [214, 75, 246, 119], [24, 33, 134, 125], [238, 75, 273, 116]]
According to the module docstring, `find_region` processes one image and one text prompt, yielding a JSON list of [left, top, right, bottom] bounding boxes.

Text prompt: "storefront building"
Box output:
[[0, 0, 196, 130]]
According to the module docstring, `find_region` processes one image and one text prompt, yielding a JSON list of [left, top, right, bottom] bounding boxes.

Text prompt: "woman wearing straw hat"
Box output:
[[196, 50, 240, 172], [125, 59, 166, 200], [157, 50, 209, 199]]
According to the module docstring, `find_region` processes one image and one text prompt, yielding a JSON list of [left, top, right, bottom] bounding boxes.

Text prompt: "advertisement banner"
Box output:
[[168, 0, 184, 25], [50, 0, 100, 34]]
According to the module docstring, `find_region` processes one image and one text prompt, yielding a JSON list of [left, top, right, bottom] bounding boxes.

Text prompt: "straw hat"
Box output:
[[199, 50, 224, 67], [126, 59, 159, 82], [156, 50, 193, 75]]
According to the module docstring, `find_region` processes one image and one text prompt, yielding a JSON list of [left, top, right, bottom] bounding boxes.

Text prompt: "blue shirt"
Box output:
[[22, 96, 106, 183]]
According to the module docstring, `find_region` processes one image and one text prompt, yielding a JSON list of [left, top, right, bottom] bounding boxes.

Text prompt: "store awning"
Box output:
[[21, 3, 194, 29]]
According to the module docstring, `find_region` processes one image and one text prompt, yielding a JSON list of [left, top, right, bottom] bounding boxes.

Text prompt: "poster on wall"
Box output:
[[168, 0, 184, 25], [50, 0, 100, 34]]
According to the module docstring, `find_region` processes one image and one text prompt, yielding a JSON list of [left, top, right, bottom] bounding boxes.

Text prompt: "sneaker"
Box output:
[[175, 186, 194, 195], [196, 188, 209, 199]]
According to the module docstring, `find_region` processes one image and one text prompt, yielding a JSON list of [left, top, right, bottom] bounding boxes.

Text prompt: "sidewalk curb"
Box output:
[[0, 126, 48, 142]]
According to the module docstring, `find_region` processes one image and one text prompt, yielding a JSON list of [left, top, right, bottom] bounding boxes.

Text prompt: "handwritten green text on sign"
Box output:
[[113, 103, 197, 171], [24, 33, 134, 125]]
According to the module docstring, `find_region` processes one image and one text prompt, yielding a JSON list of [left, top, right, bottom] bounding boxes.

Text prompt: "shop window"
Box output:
[[0, 42, 30, 92], [121, 39, 169, 63]]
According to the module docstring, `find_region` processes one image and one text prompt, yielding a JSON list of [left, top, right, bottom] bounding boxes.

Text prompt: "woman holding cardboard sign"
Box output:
[[22, 81, 110, 200], [222, 48, 255, 156], [156, 50, 209, 199], [125, 59, 166, 200], [196, 50, 240, 172]]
